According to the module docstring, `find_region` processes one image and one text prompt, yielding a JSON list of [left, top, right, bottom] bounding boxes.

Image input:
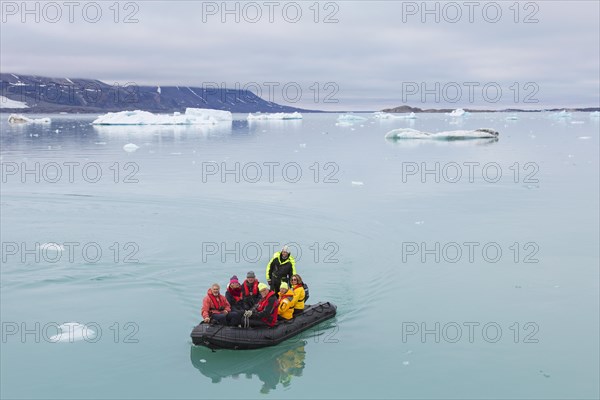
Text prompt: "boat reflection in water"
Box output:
[[190, 340, 307, 393]]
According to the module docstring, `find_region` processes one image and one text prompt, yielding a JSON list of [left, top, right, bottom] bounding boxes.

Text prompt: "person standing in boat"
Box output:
[[266, 245, 296, 294], [225, 275, 244, 313], [277, 282, 296, 320], [201, 283, 241, 326], [290, 274, 305, 316], [245, 283, 279, 327], [241, 270, 260, 310]]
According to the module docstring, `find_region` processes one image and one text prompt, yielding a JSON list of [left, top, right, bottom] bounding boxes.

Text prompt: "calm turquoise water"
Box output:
[[1, 112, 598, 399]]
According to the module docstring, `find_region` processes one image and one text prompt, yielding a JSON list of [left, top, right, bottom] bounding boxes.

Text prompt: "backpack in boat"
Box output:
[[303, 282, 309, 302]]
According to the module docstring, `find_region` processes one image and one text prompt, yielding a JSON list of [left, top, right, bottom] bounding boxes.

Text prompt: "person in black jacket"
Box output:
[[241, 270, 261, 310], [265, 245, 297, 293]]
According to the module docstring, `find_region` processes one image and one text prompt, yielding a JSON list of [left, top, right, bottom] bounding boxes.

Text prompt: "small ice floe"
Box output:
[[446, 108, 467, 117], [39, 243, 65, 252], [403, 361, 410, 366], [8, 114, 51, 124], [199, 359, 207, 363], [415, 221, 425, 225], [48, 322, 96, 343], [539, 370, 551, 378], [578, 136, 591, 140], [299, 143, 307, 148], [505, 115, 519, 120], [123, 143, 140, 152], [338, 114, 367, 122], [351, 181, 364, 186], [385, 128, 498, 140], [552, 110, 572, 119], [94, 142, 107, 145], [570, 121, 585, 124], [247, 112, 302, 120], [373, 112, 417, 120]]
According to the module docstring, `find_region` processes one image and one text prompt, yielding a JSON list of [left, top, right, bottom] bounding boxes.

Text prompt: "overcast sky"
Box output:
[[1, 0, 599, 110]]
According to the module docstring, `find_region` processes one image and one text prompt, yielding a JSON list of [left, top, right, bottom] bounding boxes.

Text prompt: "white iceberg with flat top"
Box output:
[[247, 112, 302, 120], [385, 128, 499, 140], [0, 96, 28, 109], [92, 108, 232, 125]]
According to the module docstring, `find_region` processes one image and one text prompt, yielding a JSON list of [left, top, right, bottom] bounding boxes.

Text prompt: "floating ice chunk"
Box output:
[[578, 136, 591, 140], [8, 114, 51, 124], [505, 115, 519, 120], [590, 111, 600, 118], [39, 243, 65, 252], [299, 143, 307, 148], [247, 112, 302, 120], [123, 143, 140, 152], [373, 111, 417, 120], [571, 121, 584, 124], [446, 108, 467, 117], [92, 108, 232, 125], [157, 86, 161, 94], [337, 114, 367, 122], [49, 322, 95, 343], [415, 221, 425, 225], [0, 96, 29, 109], [403, 361, 410, 366], [552, 110, 572, 118], [351, 181, 364, 186], [385, 128, 498, 140]]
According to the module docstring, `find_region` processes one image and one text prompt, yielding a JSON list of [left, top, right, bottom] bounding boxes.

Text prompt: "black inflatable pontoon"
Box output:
[[190, 301, 337, 349]]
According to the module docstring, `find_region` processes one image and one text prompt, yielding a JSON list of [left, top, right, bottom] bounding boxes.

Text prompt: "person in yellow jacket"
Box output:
[[265, 245, 296, 293], [277, 282, 296, 320], [290, 274, 305, 316]]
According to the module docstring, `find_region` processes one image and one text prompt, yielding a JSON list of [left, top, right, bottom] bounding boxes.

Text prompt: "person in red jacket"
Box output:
[[201, 283, 240, 326], [245, 283, 279, 328]]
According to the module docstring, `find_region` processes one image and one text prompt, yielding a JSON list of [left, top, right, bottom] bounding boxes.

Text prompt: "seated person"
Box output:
[[277, 282, 296, 320], [225, 275, 244, 312], [201, 283, 241, 326], [244, 283, 279, 328]]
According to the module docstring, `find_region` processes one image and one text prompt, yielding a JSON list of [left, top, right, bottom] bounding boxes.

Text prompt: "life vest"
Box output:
[[208, 293, 225, 314], [243, 280, 259, 296], [228, 287, 242, 302], [257, 291, 279, 327]]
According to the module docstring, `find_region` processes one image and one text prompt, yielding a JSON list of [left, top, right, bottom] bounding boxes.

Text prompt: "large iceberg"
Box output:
[[385, 128, 499, 140], [8, 114, 51, 124], [247, 112, 302, 120], [92, 108, 233, 125]]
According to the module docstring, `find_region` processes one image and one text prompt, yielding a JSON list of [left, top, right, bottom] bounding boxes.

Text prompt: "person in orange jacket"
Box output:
[[201, 283, 240, 326]]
